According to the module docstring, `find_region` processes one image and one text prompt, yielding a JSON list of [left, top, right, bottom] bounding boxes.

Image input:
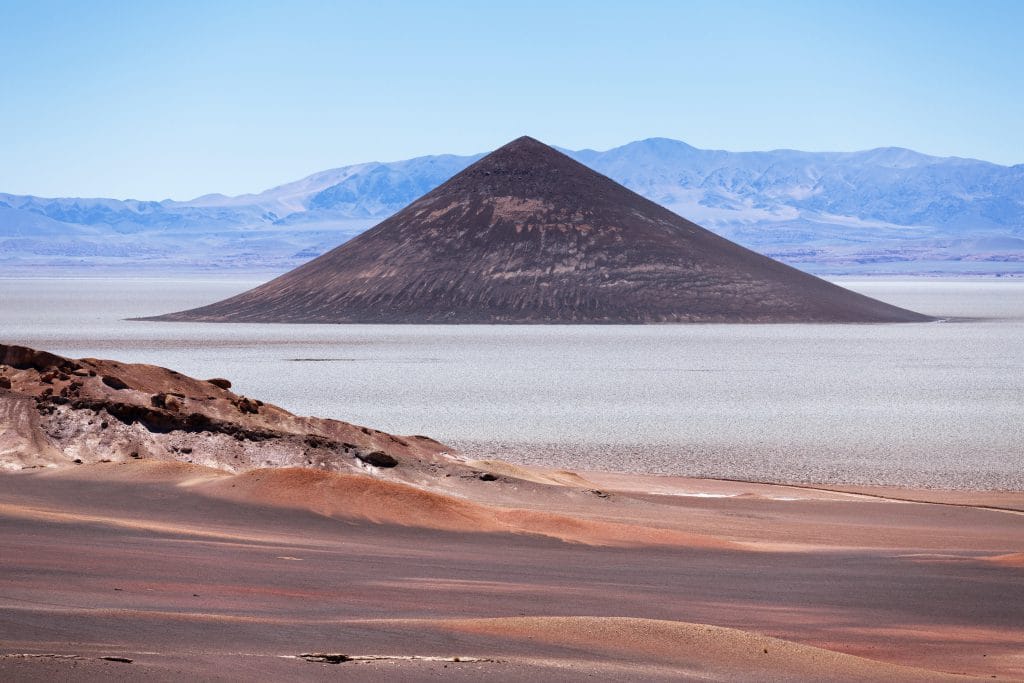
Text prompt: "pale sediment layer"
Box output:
[[451, 439, 1024, 491]]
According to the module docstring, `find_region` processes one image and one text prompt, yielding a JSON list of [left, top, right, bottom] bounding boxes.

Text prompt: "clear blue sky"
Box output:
[[2, 0, 1022, 200]]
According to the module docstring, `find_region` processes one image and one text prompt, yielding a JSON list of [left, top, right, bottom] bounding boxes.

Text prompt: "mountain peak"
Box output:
[[465, 135, 573, 172], [419, 135, 615, 206], [499, 135, 547, 150], [147, 137, 931, 325]]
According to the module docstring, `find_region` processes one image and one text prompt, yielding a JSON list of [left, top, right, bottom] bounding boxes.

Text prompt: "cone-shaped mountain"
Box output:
[[150, 137, 932, 323]]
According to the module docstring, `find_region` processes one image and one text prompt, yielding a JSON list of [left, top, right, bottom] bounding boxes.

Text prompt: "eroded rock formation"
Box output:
[[0, 343, 450, 475]]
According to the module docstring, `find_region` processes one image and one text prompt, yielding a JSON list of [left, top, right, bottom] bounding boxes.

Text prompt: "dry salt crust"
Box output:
[[1, 277, 1022, 490]]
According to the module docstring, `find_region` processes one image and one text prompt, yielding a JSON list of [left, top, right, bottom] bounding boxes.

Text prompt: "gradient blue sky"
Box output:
[[2, 0, 1022, 200]]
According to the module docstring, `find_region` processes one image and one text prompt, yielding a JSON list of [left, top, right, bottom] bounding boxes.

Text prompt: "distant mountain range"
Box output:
[[3, 138, 1023, 275]]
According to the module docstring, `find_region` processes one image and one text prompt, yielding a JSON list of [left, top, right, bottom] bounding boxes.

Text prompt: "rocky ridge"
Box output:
[[0, 343, 453, 479]]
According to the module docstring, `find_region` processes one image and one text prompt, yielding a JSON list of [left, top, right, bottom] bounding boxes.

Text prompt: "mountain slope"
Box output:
[[2, 139, 1022, 274], [149, 137, 930, 324]]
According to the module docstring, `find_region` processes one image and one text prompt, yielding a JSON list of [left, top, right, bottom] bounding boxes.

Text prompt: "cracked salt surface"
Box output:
[[3, 277, 1022, 490]]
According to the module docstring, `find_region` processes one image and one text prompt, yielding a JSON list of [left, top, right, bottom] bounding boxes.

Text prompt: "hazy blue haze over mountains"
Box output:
[[2, 139, 1022, 274]]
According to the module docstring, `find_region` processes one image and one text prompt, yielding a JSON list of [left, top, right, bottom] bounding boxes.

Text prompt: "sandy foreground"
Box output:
[[1, 344, 1021, 680], [0, 460, 1021, 682]]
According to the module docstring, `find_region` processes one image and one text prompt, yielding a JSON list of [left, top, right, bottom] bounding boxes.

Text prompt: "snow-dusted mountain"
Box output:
[[2, 139, 1022, 274]]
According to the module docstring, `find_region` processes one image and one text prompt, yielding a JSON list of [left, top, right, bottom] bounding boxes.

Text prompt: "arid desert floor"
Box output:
[[1, 459, 1021, 681], [1, 277, 1022, 681]]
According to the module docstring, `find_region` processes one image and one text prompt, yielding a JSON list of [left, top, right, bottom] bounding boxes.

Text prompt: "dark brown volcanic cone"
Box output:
[[150, 137, 931, 323]]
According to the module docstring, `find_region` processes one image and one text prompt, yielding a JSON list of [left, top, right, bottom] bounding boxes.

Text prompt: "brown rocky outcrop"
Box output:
[[0, 343, 452, 477]]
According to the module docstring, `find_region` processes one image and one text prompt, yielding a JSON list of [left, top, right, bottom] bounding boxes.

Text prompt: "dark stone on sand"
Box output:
[[151, 393, 183, 412], [358, 451, 398, 468], [299, 653, 352, 664], [101, 375, 129, 390], [0, 376, 10, 390], [479, 473, 499, 481], [207, 377, 232, 389], [234, 397, 259, 414], [304, 435, 337, 449]]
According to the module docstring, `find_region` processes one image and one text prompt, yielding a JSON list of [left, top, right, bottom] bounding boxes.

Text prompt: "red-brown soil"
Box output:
[[2, 344, 1020, 680], [1, 463, 1021, 681]]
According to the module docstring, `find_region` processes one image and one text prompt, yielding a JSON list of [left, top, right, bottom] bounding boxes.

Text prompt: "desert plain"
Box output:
[[1, 447, 1022, 680], [0, 322, 1021, 680]]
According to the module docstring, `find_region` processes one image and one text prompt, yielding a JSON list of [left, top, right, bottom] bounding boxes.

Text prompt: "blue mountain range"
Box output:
[[2, 138, 1022, 274]]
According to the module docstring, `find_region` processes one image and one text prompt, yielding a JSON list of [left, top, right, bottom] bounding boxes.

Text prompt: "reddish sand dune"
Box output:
[[986, 552, 1024, 568], [440, 616, 970, 680], [182, 466, 739, 548], [1, 461, 1021, 680]]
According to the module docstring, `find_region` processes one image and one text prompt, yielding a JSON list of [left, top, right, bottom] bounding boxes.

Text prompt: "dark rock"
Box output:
[[151, 393, 183, 412], [298, 653, 351, 664], [70, 397, 278, 441], [99, 656, 133, 663], [0, 376, 11, 390], [357, 451, 398, 468], [146, 137, 933, 324], [304, 435, 336, 449], [101, 375, 129, 390], [206, 377, 232, 389], [479, 473, 499, 481], [0, 344, 81, 372], [234, 397, 259, 414]]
